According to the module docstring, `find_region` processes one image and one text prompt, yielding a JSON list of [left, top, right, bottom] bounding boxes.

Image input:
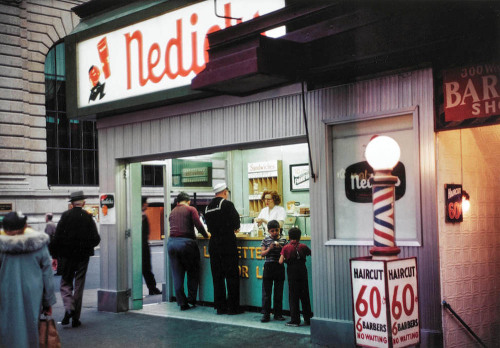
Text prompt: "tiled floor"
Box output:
[[135, 300, 311, 335]]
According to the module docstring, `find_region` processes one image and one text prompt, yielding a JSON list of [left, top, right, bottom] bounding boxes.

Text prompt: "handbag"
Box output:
[[39, 314, 61, 348]]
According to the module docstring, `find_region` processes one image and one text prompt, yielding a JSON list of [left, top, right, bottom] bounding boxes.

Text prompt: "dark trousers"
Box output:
[[287, 263, 312, 324], [60, 256, 90, 321], [142, 242, 157, 291], [210, 252, 240, 312], [167, 238, 200, 306], [262, 262, 285, 317]]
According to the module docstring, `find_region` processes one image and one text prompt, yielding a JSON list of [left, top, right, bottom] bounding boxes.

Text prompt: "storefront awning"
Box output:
[[191, 35, 303, 96]]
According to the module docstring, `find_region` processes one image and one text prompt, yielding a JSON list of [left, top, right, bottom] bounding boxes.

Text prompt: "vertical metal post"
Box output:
[[128, 162, 143, 309], [163, 159, 174, 301]]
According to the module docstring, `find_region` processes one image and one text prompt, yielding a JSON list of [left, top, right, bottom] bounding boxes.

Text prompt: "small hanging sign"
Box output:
[[99, 193, 116, 225], [445, 184, 463, 223]]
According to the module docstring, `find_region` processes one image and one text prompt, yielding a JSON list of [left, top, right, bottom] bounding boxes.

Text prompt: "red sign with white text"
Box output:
[[76, 0, 285, 108], [443, 63, 500, 122]]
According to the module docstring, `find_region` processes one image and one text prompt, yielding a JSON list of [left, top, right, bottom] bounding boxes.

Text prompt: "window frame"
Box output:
[[324, 107, 422, 247], [45, 41, 99, 186]]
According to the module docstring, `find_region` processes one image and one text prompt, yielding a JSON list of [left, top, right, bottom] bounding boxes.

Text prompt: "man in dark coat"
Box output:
[[204, 182, 241, 315], [50, 191, 100, 328]]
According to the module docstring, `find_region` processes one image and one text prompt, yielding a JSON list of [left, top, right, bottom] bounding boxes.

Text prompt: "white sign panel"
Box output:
[[76, 0, 285, 108], [333, 114, 420, 241], [387, 258, 420, 347], [99, 193, 116, 225], [351, 258, 390, 347]]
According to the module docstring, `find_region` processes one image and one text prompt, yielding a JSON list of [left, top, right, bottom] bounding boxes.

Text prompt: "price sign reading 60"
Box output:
[[355, 284, 383, 318], [350, 258, 388, 347], [391, 284, 416, 320]]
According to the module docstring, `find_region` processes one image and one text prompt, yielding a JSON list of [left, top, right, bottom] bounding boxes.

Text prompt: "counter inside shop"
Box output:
[[190, 234, 313, 312]]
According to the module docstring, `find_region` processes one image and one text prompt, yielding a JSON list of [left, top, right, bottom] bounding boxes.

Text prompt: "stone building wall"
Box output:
[[0, 0, 96, 230]]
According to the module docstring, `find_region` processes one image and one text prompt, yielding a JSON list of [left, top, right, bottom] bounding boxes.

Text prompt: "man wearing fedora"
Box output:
[[204, 182, 242, 315], [50, 191, 100, 328]]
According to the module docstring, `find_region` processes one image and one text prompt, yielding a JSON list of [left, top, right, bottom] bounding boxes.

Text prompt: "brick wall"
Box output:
[[437, 126, 500, 347]]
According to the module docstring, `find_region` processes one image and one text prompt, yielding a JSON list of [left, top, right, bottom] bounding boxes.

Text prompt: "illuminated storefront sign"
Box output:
[[76, 0, 285, 108], [443, 63, 500, 122]]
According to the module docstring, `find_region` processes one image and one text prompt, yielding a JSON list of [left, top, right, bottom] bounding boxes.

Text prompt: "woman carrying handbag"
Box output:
[[0, 212, 57, 348], [39, 312, 61, 348]]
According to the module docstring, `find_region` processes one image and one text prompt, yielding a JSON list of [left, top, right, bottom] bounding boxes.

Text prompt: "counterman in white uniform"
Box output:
[[255, 190, 286, 228]]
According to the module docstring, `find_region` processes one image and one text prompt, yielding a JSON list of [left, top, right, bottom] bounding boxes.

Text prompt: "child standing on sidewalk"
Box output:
[[260, 220, 287, 322], [279, 227, 312, 327]]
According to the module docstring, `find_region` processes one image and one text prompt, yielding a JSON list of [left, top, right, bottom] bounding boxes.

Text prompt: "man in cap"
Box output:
[[204, 182, 242, 315], [50, 191, 100, 327]]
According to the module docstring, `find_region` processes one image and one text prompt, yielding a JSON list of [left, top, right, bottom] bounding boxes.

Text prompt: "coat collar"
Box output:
[[0, 228, 49, 254]]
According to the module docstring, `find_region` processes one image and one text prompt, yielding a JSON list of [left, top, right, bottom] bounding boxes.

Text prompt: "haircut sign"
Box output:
[[445, 184, 463, 223], [351, 257, 420, 348]]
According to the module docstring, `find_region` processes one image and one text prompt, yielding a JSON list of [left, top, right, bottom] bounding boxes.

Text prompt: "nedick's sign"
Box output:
[[443, 63, 500, 122], [76, 0, 285, 108]]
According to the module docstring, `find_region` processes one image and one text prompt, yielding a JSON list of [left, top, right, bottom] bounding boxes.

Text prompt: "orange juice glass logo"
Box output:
[[102, 205, 108, 216], [97, 37, 111, 79]]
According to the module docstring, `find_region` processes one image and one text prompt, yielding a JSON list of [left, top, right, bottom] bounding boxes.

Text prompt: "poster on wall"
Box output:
[[290, 163, 310, 191], [99, 193, 116, 225], [332, 114, 420, 241]]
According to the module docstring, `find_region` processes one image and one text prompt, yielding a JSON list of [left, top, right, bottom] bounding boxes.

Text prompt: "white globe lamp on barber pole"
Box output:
[[365, 135, 402, 260]]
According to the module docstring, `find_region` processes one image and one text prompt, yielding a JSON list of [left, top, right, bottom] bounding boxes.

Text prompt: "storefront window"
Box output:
[[45, 42, 99, 186], [142, 165, 164, 187], [330, 113, 422, 245]]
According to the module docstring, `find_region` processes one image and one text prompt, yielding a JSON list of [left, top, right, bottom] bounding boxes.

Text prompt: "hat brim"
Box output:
[[69, 196, 86, 202], [214, 187, 228, 194]]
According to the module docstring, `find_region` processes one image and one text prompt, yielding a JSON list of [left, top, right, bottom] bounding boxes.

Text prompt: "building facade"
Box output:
[[1, 1, 499, 347], [0, 0, 99, 231]]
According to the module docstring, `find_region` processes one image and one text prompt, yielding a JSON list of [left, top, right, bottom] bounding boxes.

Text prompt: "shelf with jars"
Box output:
[[247, 160, 282, 218]]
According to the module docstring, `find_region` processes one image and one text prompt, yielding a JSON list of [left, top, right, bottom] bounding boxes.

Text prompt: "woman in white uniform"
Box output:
[[255, 190, 286, 228]]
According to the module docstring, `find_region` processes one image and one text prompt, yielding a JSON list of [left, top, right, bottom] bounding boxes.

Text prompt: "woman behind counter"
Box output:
[[167, 192, 209, 311], [255, 190, 286, 229]]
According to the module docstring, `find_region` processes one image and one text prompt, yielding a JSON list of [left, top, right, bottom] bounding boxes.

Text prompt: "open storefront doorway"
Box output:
[[127, 143, 312, 312]]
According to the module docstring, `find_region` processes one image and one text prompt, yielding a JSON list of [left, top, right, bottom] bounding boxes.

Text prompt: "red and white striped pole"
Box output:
[[365, 135, 401, 260]]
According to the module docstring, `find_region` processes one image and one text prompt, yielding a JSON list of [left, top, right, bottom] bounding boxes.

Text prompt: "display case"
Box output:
[[247, 160, 282, 217]]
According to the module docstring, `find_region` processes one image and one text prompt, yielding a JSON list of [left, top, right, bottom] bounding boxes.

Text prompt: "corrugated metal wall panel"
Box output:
[[104, 95, 306, 160], [98, 68, 440, 337], [305, 69, 439, 334]]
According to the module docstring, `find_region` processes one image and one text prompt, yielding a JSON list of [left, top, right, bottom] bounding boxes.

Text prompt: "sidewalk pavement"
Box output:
[[52, 288, 316, 348]]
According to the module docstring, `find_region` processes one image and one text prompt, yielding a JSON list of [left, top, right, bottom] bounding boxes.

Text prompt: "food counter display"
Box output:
[[193, 234, 313, 312]]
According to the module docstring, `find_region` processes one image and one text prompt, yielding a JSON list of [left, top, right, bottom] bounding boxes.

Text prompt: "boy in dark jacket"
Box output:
[[279, 227, 312, 327], [260, 220, 287, 322]]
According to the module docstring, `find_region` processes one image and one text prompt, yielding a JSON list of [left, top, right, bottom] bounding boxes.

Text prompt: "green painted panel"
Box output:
[[129, 163, 143, 310], [193, 237, 313, 312]]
